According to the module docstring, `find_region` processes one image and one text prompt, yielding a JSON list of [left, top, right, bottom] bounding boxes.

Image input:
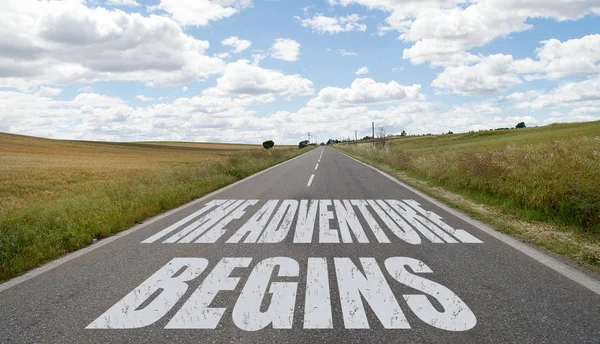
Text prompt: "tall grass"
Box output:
[[0, 135, 309, 281], [339, 127, 600, 234]]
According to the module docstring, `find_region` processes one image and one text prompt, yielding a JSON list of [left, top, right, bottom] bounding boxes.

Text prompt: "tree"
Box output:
[[298, 140, 309, 149], [516, 122, 526, 129], [262, 140, 274, 149], [400, 130, 407, 137]]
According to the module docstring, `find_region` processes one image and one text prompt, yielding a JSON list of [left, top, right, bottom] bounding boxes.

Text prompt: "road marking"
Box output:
[[142, 199, 482, 245], [307, 174, 314, 187], [304, 258, 332, 328], [315, 163, 319, 170], [86, 258, 210, 329], [230, 257, 298, 330], [89, 256, 476, 330], [336, 149, 600, 296]]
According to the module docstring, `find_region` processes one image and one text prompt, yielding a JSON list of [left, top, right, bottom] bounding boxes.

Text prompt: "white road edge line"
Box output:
[[307, 174, 315, 187], [315, 164, 319, 170], [336, 149, 600, 296], [0, 148, 316, 294]]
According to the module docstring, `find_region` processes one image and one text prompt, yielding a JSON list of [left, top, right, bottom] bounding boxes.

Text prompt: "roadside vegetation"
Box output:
[[0, 133, 309, 281], [337, 121, 600, 271]]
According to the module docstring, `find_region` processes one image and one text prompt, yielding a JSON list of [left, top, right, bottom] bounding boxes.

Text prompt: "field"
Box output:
[[141, 141, 295, 149], [0, 133, 308, 281], [337, 121, 600, 270]]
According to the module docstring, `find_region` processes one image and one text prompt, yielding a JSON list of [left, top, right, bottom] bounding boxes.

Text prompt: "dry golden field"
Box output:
[[0, 133, 308, 281], [0, 134, 261, 213]]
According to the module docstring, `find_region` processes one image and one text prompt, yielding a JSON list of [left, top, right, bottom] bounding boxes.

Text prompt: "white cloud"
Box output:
[[296, 13, 367, 34], [0, 86, 559, 146], [0, 59, 315, 140], [35, 86, 63, 97], [152, 0, 253, 27], [338, 49, 358, 56], [515, 76, 600, 110], [252, 52, 265, 65], [308, 78, 423, 107], [0, 90, 122, 138], [400, 5, 530, 67], [136, 95, 154, 102], [432, 54, 522, 95], [221, 36, 252, 53], [71, 92, 128, 107], [182, 86, 188, 92], [213, 60, 314, 98], [432, 35, 600, 95], [265, 97, 533, 142], [2, 0, 599, 145], [77, 86, 94, 93], [214, 52, 231, 59], [512, 76, 600, 124], [271, 38, 300, 62], [501, 90, 540, 103], [106, 0, 140, 6], [355, 66, 369, 75], [516, 34, 600, 80], [331, 0, 600, 67], [0, 0, 225, 88]]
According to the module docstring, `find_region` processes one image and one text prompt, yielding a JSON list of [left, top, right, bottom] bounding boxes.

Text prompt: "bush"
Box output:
[[516, 122, 526, 129], [224, 168, 247, 179], [262, 140, 274, 150], [298, 140, 309, 149]]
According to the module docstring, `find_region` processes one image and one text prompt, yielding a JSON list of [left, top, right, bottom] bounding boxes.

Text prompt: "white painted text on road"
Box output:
[[88, 256, 477, 331], [142, 199, 483, 244]]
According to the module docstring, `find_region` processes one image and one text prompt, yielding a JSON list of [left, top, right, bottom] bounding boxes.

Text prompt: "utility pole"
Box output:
[[372, 122, 375, 147], [307, 132, 311, 144], [355, 130, 357, 145]]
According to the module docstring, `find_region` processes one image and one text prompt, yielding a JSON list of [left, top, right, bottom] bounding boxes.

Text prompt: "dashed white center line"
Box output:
[[307, 174, 315, 187], [308, 149, 323, 187]]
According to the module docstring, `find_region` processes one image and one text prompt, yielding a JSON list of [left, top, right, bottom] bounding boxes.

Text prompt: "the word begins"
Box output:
[[87, 256, 477, 331]]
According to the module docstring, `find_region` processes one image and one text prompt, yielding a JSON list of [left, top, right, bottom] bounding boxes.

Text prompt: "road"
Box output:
[[1, 146, 600, 343]]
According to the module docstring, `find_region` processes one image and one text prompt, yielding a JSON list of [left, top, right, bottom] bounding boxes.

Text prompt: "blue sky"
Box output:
[[1, 0, 599, 144]]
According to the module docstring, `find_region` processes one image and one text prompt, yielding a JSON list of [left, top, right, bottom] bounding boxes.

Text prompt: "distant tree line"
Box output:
[[302, 121, 528, 148]]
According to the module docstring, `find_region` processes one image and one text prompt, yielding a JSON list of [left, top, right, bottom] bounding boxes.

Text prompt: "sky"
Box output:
[[1, 0, 599, 144]]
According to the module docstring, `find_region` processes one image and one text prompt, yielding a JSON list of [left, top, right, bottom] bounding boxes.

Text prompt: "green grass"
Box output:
[[337, 121, 600, 270], [0, 133, 312, 281]]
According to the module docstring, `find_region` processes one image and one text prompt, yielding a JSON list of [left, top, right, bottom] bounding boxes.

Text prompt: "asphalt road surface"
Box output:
[[1, 146, 600, 343]]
